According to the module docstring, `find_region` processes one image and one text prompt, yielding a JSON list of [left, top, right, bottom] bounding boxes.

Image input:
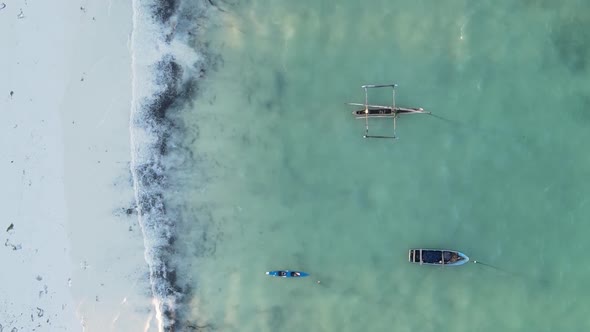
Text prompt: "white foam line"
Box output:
[[144, 311, 155, 332], [130, 0, 165, 330]]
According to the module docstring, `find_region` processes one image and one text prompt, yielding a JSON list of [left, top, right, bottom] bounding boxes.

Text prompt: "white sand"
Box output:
[[1, 1, 157, 331]]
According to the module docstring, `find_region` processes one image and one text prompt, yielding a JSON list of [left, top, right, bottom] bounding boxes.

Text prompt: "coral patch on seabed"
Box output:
[[551, 15, 590, 73]]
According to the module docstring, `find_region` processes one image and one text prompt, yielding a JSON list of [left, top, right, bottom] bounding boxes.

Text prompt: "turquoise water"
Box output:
[[172, 0, 590, 330]]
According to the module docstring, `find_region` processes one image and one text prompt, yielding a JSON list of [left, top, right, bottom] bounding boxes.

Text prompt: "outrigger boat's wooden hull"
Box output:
[[408, 249, 469, 266], [352, 107, 427, 118]]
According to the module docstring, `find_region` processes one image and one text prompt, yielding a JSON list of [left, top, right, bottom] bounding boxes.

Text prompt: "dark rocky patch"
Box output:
[[552, 16, 590, 73], [147, 56, 183, 122], [268, 305, 285, 330], [125, 206, 137, 216], [263, 100, 275, 110], [568, 94, 590, 124], [274, 70, 286, 98], [191, 210, 222, 258], [187, 323, 215, 331], [136, 162, 167, 188], [206, 0, 227, 13], [150, 0, 180, 24]]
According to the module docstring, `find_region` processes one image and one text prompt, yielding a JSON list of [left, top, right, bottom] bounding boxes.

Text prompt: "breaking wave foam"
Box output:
[[129, 0, 215, 330]]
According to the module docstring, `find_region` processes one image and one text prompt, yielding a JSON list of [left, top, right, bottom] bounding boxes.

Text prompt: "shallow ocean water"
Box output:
[[169, 0, 590, 330]]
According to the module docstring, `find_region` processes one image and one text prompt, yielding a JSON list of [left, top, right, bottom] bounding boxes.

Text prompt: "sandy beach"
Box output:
[[1, 1, 157, 331]]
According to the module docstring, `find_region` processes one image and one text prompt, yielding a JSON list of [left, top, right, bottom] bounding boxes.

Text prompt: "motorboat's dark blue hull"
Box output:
[[409, 249, 469, 266]]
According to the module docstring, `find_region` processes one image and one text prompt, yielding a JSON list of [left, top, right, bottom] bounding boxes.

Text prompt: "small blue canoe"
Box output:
[[409, 249, 470, 266], [266, 270, 309, 278]]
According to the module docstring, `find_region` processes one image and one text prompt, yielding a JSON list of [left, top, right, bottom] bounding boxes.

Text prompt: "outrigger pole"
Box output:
[[361, 84, 398, 140], [363, 86, 369, 138]]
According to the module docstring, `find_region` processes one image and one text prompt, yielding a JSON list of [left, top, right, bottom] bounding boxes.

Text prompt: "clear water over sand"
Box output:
[[171, 0, 590, 330]]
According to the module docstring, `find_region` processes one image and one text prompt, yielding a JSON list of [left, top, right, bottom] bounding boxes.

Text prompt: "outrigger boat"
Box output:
[[348, 84, 430, 139], [408, 249, 469, 266], [266, 270, 309, 278]]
